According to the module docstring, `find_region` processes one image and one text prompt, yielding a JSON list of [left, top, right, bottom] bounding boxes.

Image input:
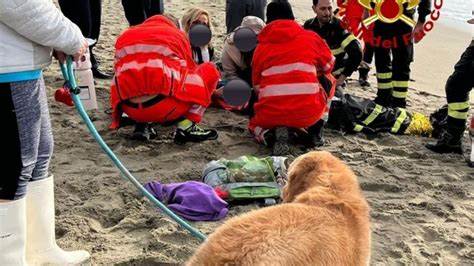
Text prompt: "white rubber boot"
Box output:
[[0, 197, 27, 265], [25, 176, 90, 265]]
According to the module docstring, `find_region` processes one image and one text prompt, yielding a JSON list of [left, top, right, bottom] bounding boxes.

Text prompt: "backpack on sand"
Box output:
[[202, 156, 288, 205]]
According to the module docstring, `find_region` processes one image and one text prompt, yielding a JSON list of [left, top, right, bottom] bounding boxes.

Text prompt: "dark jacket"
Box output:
[[412, 0, 432, 23], [373, 0, 432, 39], [304, 16, 362, 78], [225, 0, 266, 33]]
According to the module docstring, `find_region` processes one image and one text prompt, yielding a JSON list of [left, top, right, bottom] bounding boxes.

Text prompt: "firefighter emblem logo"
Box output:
[[338, 0, 443, 47], [358, 0, 420, 27]]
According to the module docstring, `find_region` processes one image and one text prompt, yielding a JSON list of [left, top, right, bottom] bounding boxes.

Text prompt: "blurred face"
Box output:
[[193, 14, 209, 27], [313, 0, 333, 25]]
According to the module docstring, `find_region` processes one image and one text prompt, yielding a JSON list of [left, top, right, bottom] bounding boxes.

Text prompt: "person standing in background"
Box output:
[[58, 0, 112, 79], [226, 0, 267, 33], [426, 18, 474, 157], [121, 0, 164, 26], [368, 0, 431, 108]]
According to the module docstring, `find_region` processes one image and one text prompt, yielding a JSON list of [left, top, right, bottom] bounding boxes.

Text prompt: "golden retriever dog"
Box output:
[[187, 151, 371, 266]]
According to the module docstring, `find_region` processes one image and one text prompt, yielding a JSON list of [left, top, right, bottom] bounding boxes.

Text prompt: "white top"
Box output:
[[200, 46, 210, 63], [0, 0, 85, 74]]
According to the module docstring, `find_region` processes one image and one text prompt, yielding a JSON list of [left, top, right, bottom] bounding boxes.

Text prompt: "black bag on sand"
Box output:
[[429, 105, 448, 139], [327, 94, 414, 135]]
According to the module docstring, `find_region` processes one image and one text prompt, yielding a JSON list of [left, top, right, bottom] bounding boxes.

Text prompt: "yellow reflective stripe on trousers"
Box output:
[[377, 72, 392, 79], [378, 82, 393, 89], [332, 67, 345, 76], [448, 110, 469, 119], [392, 80, 409, 88], [353, 124, 364, 132], [391, 108, 407, 133], [331, 47, 345, 56], [448, 102, 470, 110], [341, 34, 357, 49], [392, 90, 408, 99], [362, 104, 383, 125]]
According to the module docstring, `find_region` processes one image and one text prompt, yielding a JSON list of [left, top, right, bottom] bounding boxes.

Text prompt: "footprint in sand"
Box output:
[[360, 182, 402, 193]]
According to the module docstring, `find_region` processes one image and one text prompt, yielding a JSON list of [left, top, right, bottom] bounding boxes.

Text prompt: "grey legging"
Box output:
[[0, 78, 53, 200]]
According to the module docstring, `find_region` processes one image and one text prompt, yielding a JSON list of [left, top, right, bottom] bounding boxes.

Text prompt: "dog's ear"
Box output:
[[284, 151, 362, 203], [283, 155, 320, 203], [283, 151, 352, 203]]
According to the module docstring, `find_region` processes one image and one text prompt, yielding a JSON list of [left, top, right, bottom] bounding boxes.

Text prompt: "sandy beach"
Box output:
[[43, 0, 474, 264]]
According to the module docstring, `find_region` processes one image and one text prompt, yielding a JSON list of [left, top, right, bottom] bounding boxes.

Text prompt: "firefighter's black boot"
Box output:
[[358, 67, 370, 87], [174, 120, 218, 145], [272, 127, 290, 156], [425, 128, 464, 155]]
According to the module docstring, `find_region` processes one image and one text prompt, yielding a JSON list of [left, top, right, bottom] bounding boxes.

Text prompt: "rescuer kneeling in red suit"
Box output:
[[110, 15, 220, 144], [249, 0, 336, 155]]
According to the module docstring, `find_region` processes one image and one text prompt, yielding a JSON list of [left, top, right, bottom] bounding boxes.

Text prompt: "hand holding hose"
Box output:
[[53, 39, 88, 64]]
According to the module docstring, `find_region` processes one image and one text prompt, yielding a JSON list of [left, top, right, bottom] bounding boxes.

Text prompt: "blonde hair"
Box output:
[[181, 7, 213, 34]]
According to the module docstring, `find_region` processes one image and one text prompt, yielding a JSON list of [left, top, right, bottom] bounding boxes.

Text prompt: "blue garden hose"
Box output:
[[61, 57, 207, 241]]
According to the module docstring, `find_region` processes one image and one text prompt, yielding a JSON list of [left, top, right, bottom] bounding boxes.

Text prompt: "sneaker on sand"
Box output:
[[173, 123, 218, 145]]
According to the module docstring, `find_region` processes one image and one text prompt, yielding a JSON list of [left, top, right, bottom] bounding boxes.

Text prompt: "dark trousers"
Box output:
[[226, 0, 266, 33], [58, 0, 102, 41], [58, 0, 103, 68], [363, 44, 374, 64], [373, 21, 413, 108], [121, 0, 164, 26], [446, 40, 474, 129]]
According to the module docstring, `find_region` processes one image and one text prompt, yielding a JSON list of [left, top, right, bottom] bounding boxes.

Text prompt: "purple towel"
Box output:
[[144, 180, 228, 221]]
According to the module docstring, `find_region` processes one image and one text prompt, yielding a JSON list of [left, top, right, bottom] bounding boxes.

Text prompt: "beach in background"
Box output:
[[440, 0, 472, 24], [44, 0, 474, 264], [412, 0, 473, 101]]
